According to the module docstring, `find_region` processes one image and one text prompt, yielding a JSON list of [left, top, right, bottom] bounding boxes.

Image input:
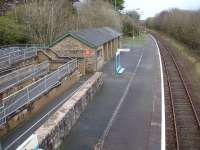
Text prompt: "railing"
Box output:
[[0, 61, 49, 94], [0, 44, 46, 50], [0, 47, 38, 70], [0, 59, 77, 126]]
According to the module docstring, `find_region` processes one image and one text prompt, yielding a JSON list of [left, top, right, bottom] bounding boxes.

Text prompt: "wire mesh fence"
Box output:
[[0, 47, 38, 70], [0, 59, 77, 126], [0, 61, 50, 94]]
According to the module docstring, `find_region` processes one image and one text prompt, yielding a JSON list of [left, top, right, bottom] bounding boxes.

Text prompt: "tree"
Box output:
[[146, 9, 200, 49], [109, 0, 124, 10], [79, 0, 122, 30], [126, 10, 140, 21], [0, 15, 28, 45], [15, 0, 75, 45]]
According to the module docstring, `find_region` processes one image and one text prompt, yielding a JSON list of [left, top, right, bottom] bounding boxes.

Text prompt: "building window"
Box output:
[[97, 49, 102, 58]]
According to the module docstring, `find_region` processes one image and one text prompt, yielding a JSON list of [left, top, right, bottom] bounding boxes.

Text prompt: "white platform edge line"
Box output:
[[150, 34, 166, 150], [97, 53, 143, 149]]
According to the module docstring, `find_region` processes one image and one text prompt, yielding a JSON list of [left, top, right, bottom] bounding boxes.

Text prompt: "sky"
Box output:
[[124, 0, 200, 20]]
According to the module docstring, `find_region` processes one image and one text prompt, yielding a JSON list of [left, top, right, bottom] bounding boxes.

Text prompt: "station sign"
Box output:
[[84, 49, 95, 57], [117, 48, 130, 52]]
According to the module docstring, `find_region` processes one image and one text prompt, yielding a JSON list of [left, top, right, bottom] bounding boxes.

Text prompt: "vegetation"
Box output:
[[146, 9, 200, 49], [0, 15, 28, 45], [112, 0, 125, 10], [78, 0, 122, 31], [0, 0, 140, 45], [14, 0, 75, 45], [122, 10, 141, 36]]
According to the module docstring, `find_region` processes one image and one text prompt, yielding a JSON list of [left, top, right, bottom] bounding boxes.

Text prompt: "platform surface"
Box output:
[[61, 34, 162, 150]]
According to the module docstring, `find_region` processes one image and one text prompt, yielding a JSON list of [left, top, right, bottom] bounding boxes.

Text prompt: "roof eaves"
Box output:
[[48, 32, 71, 48]]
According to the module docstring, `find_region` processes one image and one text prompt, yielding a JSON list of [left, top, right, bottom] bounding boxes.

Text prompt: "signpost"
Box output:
[[115, 48, 130, 75]]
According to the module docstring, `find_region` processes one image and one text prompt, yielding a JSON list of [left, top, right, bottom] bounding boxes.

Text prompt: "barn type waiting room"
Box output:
[[50, 27, 122, 73]]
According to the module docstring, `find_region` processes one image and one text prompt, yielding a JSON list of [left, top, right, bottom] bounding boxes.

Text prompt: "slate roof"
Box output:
[[50, 27, 122, 49], [71, 27, 122, 47]]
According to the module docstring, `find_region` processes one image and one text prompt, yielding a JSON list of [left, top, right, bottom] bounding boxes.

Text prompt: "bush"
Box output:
[[78, 0, 122, 31], [0, 16, 28, 45], [146, 9, 200, 49], [122, 16, 140, 36]]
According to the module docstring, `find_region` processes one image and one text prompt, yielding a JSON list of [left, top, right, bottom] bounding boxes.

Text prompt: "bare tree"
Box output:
[[146, 8, 200, 49], [15, 0, 75, 45], [78, 0, 122, 31]]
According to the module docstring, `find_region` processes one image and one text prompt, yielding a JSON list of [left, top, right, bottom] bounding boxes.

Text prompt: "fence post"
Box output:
[[33, 65, 36, 78], [8, 53, 11, 65], [76, 59, 78, 69], [24, 49, 26, 60], [2, 103, 5, 125], [68, 62, 70, 74], [45, 75, 47, 89], [27, 87, 30, 102], [17, 69, 20, 84], [58, 68, 61, 80]]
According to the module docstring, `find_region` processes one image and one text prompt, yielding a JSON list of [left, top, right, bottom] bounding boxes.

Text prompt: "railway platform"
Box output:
[[61, 34, 163, 150]]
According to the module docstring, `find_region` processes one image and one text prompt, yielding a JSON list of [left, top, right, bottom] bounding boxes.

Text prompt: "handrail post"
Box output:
[[27, 87, 30, 102], [8, 53, 11, 65], [44, 75, 47, 89], [24, 49, 26, 60]]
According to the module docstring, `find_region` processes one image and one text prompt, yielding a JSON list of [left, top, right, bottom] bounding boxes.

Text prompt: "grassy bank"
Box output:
[[159, 33, 200, 78], [122, 33, 146, 48]]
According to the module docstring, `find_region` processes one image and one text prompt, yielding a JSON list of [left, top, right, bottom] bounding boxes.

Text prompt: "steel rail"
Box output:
[[157, 38, 200, 150], [163, 42, 200, 129], [160, 43, 180, 150]]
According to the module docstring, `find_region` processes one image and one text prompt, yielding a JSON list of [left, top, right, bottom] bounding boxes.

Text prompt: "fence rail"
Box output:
[[0, 61, 49, 94], [0, 59, 77, 126], [0, 47, 38, 70]]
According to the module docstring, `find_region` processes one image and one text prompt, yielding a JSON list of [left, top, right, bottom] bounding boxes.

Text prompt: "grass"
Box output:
[[122, 33, 146, 48], [160, 33, 200, 78]]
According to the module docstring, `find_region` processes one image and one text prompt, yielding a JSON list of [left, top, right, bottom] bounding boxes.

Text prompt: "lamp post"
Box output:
[[115, 0, 116, 10]]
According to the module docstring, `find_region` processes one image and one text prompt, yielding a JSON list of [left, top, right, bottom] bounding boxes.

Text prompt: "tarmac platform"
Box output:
[[61, 34, 163, 150]]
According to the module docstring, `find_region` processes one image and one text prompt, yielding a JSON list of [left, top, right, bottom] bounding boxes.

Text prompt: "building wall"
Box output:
[[51, 36, 96, 73], [51, 36, 92, 58], [50, 36, 121, 73], [96, 46, 104, 71]]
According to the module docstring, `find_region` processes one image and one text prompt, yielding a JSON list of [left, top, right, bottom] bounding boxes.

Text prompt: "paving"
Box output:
[[61, 34, 162, 150]]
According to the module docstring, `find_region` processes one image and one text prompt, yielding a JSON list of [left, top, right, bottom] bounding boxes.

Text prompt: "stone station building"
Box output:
[[50, 27, 122, 73]]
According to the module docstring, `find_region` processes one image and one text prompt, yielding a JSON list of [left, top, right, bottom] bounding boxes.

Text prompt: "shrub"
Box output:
[[122, 16, 140, 36], [146, 9, 200, 49], [0, 16, 28, 45]]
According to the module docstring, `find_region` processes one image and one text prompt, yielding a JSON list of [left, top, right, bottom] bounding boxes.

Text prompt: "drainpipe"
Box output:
[[95, 49, 98, 71]]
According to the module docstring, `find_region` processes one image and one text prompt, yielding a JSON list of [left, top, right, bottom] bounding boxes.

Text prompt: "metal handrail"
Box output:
[[0, 59, 77, 126], [0, 61, 49, 93], [0, 47, 38, 70]]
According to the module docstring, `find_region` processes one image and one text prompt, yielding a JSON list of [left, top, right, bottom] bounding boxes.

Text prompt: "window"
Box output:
[[97, 49, 102, 58]]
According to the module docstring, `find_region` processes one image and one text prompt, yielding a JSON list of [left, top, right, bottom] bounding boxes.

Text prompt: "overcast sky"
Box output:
[[124, 0, 200, 19]]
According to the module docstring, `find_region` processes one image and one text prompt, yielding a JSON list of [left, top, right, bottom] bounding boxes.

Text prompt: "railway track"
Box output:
[[157, 38, 200, 150]]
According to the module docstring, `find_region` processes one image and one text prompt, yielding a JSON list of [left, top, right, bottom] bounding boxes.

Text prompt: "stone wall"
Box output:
[[50, 35, 121, 73], [35, 72, 103, 150], [51, 36, 92, 57]]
